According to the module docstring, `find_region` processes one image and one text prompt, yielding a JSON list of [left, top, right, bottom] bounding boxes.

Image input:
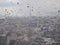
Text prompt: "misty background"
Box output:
[[0, 0, 60, 17], [0, 0, 60, 45]]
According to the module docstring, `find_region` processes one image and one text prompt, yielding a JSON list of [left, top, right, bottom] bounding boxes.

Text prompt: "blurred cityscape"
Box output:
[[0, 16, 60, 45], [0, 0, 60, 45]]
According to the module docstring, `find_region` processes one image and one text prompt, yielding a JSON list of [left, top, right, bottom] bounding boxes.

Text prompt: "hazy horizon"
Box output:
[[0, 0, 60, 16]]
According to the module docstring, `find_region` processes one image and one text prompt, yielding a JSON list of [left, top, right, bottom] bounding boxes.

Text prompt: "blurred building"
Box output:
[[0, 34, 7, 45]]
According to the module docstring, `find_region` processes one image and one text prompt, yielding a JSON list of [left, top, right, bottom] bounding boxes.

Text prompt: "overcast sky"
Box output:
[[0, 0, 60, 16]]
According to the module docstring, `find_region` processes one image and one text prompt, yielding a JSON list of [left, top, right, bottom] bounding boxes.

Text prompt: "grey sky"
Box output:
[[0, 0, 60, 16]]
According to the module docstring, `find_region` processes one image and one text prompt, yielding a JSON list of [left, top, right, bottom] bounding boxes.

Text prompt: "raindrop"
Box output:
[[31, 9, 33, 11], [5, 9, 7, 11], [58, 10, 60, 12], [27, 6, 30, 8], [27, 4, 30, 8], [17, 2, 19, 5]]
